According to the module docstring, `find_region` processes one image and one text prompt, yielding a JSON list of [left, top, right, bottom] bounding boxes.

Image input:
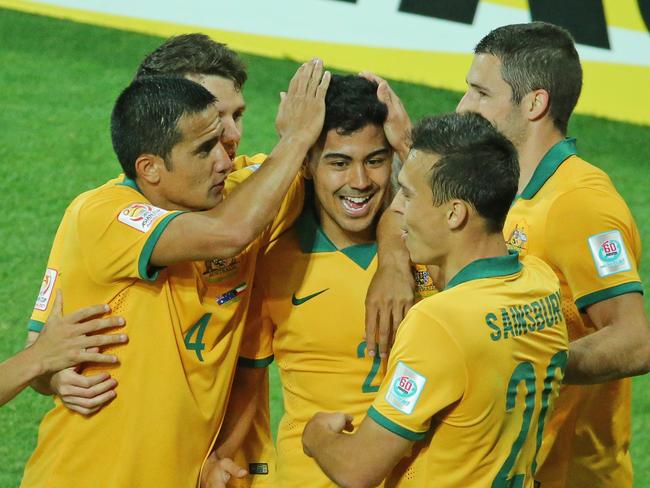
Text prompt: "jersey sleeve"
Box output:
[[238, 280, 275, 368], [368, 308, 465, 440], [232, 153, 267, 172], [545, 187, 643, 311], [76, 193, 185, 284]]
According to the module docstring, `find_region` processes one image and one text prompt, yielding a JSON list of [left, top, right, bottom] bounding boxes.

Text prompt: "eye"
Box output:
[[233, 110, 244, 122], [366, 158, 385, 167], [331, 160, 348, 168]]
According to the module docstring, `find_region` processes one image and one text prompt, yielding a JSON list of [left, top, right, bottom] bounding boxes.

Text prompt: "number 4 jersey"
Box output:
[[22, 157, 303, 488], [370, 252, 569, 488]]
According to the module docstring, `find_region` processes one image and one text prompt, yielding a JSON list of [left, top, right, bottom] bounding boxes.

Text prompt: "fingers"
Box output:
[[78, 316, 126, 334], [316, 70, 331, 99], [359, 71, 385, 85], [364, 305, 379, 358], [78, 350, 120, 364], [58, 375, 118, 415], [218, 458, 248, 480], [344, 414, 355, 432], [305, 58, 324, 95], [64, 303, 110, 325], [377, 305, 391, 359]]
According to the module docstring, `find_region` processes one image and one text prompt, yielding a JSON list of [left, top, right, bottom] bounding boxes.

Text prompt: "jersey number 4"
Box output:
[[184, 313, 212, 362], [493, 350, 568, 488]]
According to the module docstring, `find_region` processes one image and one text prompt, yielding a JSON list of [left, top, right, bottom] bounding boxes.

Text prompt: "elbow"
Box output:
[[636, 343, 650, 376]]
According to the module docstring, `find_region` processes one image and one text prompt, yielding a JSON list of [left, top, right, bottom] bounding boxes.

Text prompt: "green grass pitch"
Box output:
[[0, 7, 649, 486]]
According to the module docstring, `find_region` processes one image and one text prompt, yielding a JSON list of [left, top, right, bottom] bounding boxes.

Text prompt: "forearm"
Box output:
[[305, 426, 372, 488], [376, 210, 410, 267], [0, 347, 45, 405], [212, 135, 310, 245], [214, 367, 264, 459], [565, 325, 650, 384]]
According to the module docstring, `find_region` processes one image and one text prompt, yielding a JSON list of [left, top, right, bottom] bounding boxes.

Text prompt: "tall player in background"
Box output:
[[303, 112, 569, 487], [220, 74, 433, 488], [456, 22, 650, 487]]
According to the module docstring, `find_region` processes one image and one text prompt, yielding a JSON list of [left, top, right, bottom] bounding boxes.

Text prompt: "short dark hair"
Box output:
[[111, 77, 216, 179], [475, 22, 582, 134], [411, 112, 519, 233], [321, 74, 388, 138], [135, 33, 247, 90]]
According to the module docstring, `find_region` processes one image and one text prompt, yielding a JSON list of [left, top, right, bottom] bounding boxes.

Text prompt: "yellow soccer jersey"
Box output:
[[504, 138, 643, 488], [234, 204, 437, 488], [23, 165, 302, 488], [370, 253, 569, 487]]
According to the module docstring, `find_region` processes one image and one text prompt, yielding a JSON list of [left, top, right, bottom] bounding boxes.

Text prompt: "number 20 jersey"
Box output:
[[370, 253, 569, 487]]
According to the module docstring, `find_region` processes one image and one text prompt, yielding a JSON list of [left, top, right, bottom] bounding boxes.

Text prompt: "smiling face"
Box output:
[[456, 53, 527, 148], [187, 74, 246, 162], [157, 103, 233, 211], [307, 123, 392, 247], [391, 149, 450, 265]]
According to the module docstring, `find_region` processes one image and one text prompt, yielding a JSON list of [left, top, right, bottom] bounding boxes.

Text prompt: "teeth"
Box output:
[[343, 196, 370, 203]]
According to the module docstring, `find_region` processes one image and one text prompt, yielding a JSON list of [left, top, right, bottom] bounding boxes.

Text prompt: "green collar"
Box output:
[[117, 175, 143, 194], [445, 251, 522, 290], [295, 205, 377, 270], [519, 138, 577, 200]]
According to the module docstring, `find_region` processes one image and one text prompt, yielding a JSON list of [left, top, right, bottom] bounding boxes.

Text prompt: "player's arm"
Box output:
[[303, 412, 412, 488], [215, 366, 267, 459], [565, 292, 650, 383], [3, 292, 126, 406], [546, 188, 650, 383], [200, 367, 266, 488], [361, 73, 416, 359], [151, 60, 330, 266]]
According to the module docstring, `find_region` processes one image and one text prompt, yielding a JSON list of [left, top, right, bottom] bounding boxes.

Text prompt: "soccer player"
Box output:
[[456, 22, 650, 487], [227, 74, 432, 488], [0, 291, 126, 407], [21, 63, 329, 487], [302, 112, 570, 487]]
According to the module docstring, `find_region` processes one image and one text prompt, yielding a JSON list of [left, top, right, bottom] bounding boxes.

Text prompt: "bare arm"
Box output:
[[361, 73, 415, 359], [6, 292, 126, 406], [200, 366, 267, 488], [151, 60, 331, 266], [564, 292, 650, 384], [303, 412, 412, 488], [215, 366, 266, 459]]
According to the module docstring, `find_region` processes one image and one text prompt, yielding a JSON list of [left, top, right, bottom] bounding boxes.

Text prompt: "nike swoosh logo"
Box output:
[[291, 288, 329, 306]]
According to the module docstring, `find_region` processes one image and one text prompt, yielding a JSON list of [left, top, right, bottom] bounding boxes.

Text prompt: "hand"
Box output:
[[32, 290, 127, 373], [359, 72, 411, 162], [303, 412, 354, 457], [201, 451, 247, 488], [275, 58, 331, 147], [365, 262, 415, 359], [50, 367, 119, 415]]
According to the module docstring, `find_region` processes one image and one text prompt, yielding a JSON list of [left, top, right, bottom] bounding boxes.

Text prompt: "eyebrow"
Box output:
[[365, 148, 391, 159], [193, 135, 220, 155], [323, 152, 353, 160], [467, 80, 490, 93]]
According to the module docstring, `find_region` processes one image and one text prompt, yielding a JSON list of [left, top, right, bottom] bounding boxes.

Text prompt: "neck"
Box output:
[[436, 231, 509, 290], [516, 124, 565, 194], [315, 203, 376, 249], [135, 177, 188, 212]]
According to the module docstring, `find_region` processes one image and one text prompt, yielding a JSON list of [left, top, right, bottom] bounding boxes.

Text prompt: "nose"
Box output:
[[390, 189, 405, 215], [456, 91, 470, 114], [221, 117, 241, 148], [349, 164, 372, 191], [214, 141, 234, 175]]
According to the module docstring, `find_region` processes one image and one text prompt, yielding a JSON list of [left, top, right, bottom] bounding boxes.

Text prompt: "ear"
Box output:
[[446, 200, 468, 231], [524, 89, 550, 122], [134, 154, 165, 185]]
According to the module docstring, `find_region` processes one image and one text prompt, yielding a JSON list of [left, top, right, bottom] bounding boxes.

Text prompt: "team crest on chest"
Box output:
[[203, 256, 239, 282], [506, 222, 529, 254]]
